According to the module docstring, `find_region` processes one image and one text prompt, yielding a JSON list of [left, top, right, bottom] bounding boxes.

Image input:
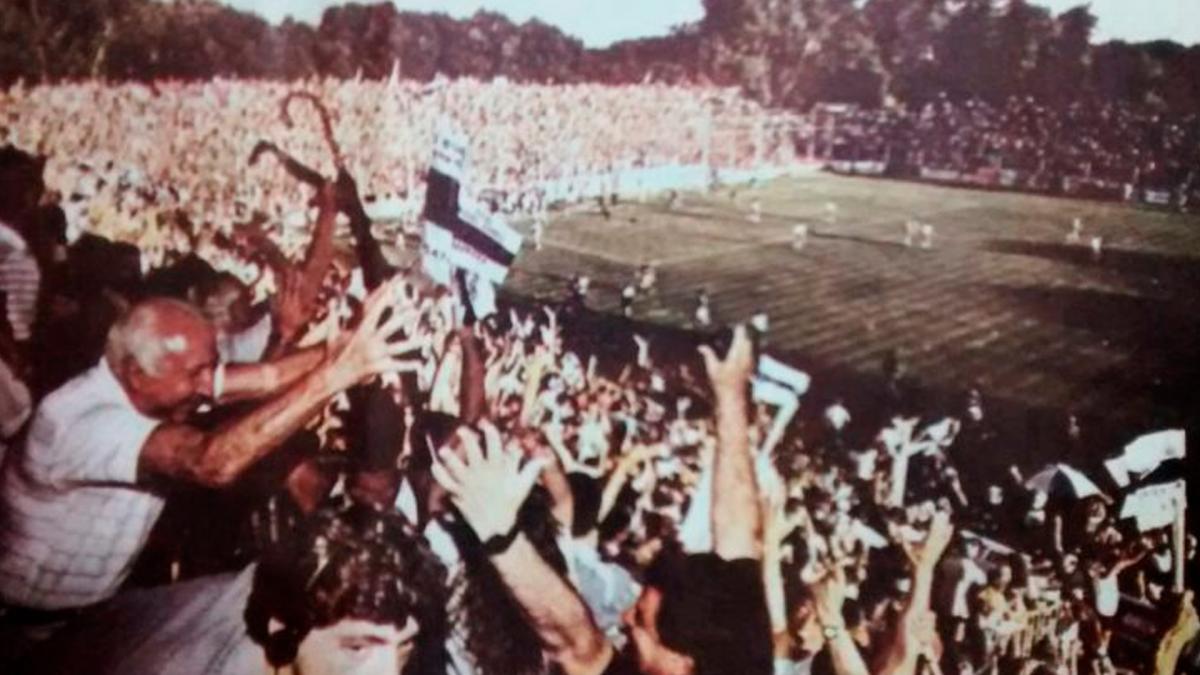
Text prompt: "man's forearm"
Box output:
[[299, 201, 337, 303], [222, 346, 326, 402], [763, 545, 789, 644], [877, 567, 936, 675], [347, 210, 393, 291], [712, 386, 761, 560], [459, 329, 486, 424], [826, 631, 872, 675], [198, 359, 349, 486], [490, 535, 613, 675]]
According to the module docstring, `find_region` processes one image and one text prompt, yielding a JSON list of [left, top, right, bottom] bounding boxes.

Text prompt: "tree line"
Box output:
[[2, 0, 1198, 112]]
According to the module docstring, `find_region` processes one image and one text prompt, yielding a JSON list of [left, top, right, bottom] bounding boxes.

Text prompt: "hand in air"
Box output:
[[329, 276, 428, 389], [431, 421, 550, 542], [698, 324, 754, 393], [899, 509, 954, 572]]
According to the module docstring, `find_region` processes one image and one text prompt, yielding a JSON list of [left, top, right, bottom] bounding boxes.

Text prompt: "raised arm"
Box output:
[[139, 278, 424, 488], [698, 325, 761, 561], [458, 325, 487, 425], [812, 566, 873, 675], [761, 490, 799, 657], [335, 168, 394, 291], [1155, 591, 1200, 675], [876, 511, 953, 675], [218, 347, 326, 402], [431, 422, 613, 675], [296, 182, 338, 304]]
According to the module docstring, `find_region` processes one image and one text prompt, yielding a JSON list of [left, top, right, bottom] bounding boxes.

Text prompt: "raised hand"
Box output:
[[810, 563, 849, 630], [698, 324, 755, 393], [900, 509, 954, 571], [329, 276, 427, 389], [334, 167, 367, 219], [633, 333, 650, 368], [271, 266, 313, 348], [1176, 591, 1200, 640], [430, 421, 550, 541]]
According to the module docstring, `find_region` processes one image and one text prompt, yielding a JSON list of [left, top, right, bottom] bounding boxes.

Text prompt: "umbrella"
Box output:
[[1025, 463, 1108, 502]]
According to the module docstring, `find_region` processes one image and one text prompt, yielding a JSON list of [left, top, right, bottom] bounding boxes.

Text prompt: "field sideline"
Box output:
[[503, 172, 1200, 435]]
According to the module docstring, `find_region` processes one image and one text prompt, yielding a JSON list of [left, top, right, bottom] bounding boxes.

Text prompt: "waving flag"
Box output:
[[421, 124, 523, 314]]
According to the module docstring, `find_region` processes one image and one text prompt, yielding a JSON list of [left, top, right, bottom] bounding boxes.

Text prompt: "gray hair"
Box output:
[[105, 298, 207, 377]]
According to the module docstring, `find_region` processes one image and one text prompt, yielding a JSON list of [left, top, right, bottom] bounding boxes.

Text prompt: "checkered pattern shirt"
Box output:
[[0, 358, 162, 610], [0, 221, 40, 342]]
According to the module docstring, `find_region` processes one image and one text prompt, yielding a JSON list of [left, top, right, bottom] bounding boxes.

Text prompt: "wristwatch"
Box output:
[[481, 525, 520, 556], [822, 624, 845, 640]]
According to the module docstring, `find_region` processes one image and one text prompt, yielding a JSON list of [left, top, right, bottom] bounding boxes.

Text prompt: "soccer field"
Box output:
[[505, 172, 1200, 432]]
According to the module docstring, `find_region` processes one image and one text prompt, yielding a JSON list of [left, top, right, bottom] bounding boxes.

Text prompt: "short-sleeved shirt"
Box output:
[[19, 566, 260, 674], [0, 359, 163, 609], [0, 221, 40, 342]]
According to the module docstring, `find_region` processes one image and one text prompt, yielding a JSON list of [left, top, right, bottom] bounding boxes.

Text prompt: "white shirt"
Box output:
[[0, 359, 162, 609], [1093, 572, 1120, 617], [217, 312, 272, 364], [0, 220, 40, 342], [21, 566, 261, 674]]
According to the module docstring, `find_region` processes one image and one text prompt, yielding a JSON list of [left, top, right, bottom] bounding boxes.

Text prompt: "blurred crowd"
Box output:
[[821, 98, 1200, 207], [0, 78, 802, 242], [0, 78, 1196, 675]]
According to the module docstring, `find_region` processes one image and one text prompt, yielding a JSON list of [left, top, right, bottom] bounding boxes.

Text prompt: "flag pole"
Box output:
[[1173, 481, 1186, 593]]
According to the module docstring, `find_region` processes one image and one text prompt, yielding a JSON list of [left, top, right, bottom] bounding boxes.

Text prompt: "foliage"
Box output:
[[1, 0, 1197, 113]]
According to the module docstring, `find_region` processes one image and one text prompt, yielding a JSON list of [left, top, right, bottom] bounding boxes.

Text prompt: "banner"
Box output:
[[1120, 479, 1186, 532], [422, 126, 523, 293], [1144, 189, 1172, 206], [919, 167, 962, 182], [448, 199, 523, 285], [1107, 429, 1186, 487], [829, 160, 886, 176], [756, 354, 811, 397]]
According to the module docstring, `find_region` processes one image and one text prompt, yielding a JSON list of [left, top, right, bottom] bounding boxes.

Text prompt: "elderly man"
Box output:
[[0, 276, 420, 618]]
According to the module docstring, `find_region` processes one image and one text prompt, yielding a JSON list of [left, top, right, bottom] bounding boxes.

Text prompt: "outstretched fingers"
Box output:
[[458, 427, 486, 467], [360, 275, 404, 330], [431, 451, 463, 496]]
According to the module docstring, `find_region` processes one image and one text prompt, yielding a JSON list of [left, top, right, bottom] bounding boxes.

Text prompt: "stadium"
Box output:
[[508, 171, 1200, 452], [0, 1, 1198, 675]]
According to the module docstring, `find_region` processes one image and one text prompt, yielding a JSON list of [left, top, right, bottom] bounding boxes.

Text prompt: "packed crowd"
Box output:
[[821, 98, 1200, 206], [0, 78, 803, 243], [0, 82, 1197, 675]]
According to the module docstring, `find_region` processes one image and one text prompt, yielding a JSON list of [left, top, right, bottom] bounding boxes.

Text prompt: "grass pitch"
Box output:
[[505, 172, 1200, 434]]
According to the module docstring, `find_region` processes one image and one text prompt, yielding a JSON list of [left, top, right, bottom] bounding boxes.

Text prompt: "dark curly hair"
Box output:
[[244, 502, 449, 674]]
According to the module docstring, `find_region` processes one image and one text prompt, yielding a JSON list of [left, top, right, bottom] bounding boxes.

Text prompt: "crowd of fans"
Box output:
[[820, 97, 1200, 208], [0, 78, 803, 243], [0, 77, 1196, 675]]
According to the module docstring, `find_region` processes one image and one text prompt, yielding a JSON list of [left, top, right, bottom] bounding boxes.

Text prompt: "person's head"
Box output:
[[965, 388, 984, 421], [988, 562, 1012, 590], [244, 503, 447, 675], [625, 551, 772, 675], [962, 537, 982, 560], [193, 272, 254, 334], [987, 484, 1004, 506], [1084, 499, 1107, 528], [0, 145, 45, 222], [105, 298, 217, 421]]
